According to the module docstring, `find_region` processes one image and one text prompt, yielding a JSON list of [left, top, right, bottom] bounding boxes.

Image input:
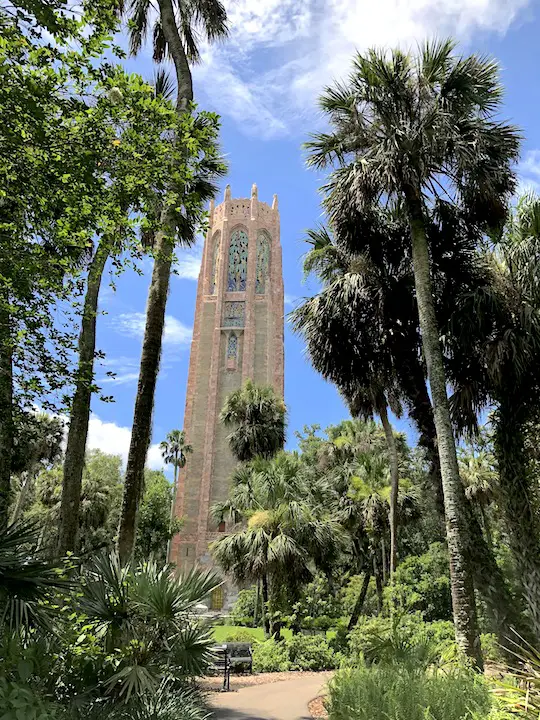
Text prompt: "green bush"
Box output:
[[328, 665, 492, 720], [287, 635, 338, 671], [223, 629, 259, 643], [384, 543, 452, 621], [480, 633, 504, 664], [229, 587, 258, 627], [252, 641, 290, 672], [348, 615, 456, 668], [0, 678, 64, 720]]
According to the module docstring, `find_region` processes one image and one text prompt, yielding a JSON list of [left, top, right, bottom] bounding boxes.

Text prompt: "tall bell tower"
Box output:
[[169, 184, 284, 601]]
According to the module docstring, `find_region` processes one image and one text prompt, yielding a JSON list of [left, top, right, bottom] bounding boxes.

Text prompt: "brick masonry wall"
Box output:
[[169, 185, 284, 579]]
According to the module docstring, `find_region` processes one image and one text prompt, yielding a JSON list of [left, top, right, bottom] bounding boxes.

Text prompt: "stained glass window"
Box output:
[[227, 333, 238, 361], [228, 229, 248, 291], [223, 301, 245, 327], [210, 232, 220, 294], [256, 232, 270, 294]]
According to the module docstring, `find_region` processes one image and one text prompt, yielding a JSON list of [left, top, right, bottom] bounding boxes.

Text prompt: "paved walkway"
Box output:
[[209, 673, 332, 720]]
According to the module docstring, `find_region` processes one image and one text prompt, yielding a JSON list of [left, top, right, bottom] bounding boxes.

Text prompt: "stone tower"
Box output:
[[169, 184, 284, 603]]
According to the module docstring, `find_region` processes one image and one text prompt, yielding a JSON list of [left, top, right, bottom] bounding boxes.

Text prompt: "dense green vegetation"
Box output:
[[2, 0, 540, 713]]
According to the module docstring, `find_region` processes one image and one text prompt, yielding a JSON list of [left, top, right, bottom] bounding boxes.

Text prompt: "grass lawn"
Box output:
[[212, 625, 293, 642]]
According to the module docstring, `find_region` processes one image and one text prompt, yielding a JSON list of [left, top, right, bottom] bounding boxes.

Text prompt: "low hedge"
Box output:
[[252, 635, 341, 673]]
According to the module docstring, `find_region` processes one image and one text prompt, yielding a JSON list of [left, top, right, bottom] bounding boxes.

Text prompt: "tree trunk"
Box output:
[[348, 569, 371, 630], [379, 404, 399, 575], [479, 505, 493, 553], [411, 378, 529, 647], [407, 196, 482, 669], [0, 306, 13, 530], [373, 554, 383, 614], [156, 0, 194, 109], [166, 461, 179, 562], [262, 574, 270, 636], [254, 578, 260, 627], [494, 400, 540, 642], [58, 239, 110, 555], [10, 471, 31, 524], [117, 0, 193, 564], [117, 235, 174, 563]]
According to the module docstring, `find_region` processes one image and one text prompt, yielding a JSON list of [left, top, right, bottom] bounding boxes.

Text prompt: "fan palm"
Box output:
[[211, 453, 346, 636], [447, 194, 540, 640], [305, 39, 521, 666], [220, 380, 287, 462], [160, 429, 192, 558]]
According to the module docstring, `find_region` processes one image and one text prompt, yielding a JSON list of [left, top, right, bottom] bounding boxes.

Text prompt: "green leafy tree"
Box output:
[[58, 70, 192, 556], [135, 470, 182, 562], [306, 40, 521, 665]]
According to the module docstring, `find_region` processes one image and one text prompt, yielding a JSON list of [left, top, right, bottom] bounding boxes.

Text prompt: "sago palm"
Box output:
[[306, 39, 520, 666]]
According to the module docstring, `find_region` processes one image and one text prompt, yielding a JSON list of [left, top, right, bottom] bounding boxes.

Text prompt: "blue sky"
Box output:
[[86, 0, 540, 471]]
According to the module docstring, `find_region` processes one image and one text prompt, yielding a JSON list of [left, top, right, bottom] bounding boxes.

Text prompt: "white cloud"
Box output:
[[174, 237, 204, 280], [113, 313, 193, 346], [284, 293, 299, 307], [195, 0, 532, 137], [517, 150, 540, 195], [87, 413, 164, 470], [101, 372, 140, 385]]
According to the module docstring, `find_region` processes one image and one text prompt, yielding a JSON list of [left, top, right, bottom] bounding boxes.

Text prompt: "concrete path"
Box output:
[[209, 673, 331, 720]]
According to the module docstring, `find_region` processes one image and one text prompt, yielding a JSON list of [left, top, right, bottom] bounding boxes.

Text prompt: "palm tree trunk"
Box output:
[[373, 554, 383, 614], [479, 505, 493, 553], [380, 536, 387, 584], [58, 238, 110, 555], [407, 196, 482, 668], [0, 306, 13, 530], [166, 461, 179, 561], [262, 574, 270, 636], [10, 471, 31, 524], [379, 404, 399, 575], [117, 0, 194, 565], [254, 579, 260, 627], [494, 399, 540, 642], [117, 236, 173, 563], [348, 569, 371, 630], [412, 379, 529, 647]]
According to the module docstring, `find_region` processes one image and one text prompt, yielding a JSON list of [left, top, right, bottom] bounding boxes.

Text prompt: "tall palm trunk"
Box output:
[[494, 399, 540, 641], [166, 459, 179, 561], [118, 236, 173, 562], [348, 569, 371, 630], [262, 573, 270, 636], [117, 0, 193, 564], [0, 305, 13, 530], [373, 553, 383, 614], [379, 404, 399, 575], [58, 238, 110, 555], [407, 196, 482, 668], [11, 471, 31, 524], [412, 375, 529, 647]]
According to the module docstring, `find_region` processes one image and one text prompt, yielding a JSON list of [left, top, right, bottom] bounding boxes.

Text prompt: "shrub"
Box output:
[[0, 678, 64, 720], [287, 635, 338, 671], [328, 665, 492, 720], [348, 615, 456, 668], [229, 587, 257, 627], [252, 640, 290, 672], [384, 543, 452, 621], [223, 629, 258, 643]]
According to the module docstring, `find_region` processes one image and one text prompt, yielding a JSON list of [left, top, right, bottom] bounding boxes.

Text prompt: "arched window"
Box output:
[[210, 232, 220, 294], [256, 232, 270, 294], [228, 229, 248, 291], [227, 333, 238, 361]]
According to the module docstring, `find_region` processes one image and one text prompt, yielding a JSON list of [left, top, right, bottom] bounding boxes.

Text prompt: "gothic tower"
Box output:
[[169, 184, 284, 602]]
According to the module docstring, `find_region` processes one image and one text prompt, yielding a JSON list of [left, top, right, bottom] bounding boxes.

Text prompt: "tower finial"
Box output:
[[224, 184, 231, 201], [251, 183, 258, 199], [272, 194, 278, 210]]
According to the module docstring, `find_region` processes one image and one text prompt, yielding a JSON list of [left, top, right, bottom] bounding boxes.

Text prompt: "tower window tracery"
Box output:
[[228, 229, 248, 291], [256, 232, 270, 294]]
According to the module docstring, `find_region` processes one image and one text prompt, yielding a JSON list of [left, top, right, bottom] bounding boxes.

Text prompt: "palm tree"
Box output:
[[160, 428, 192, 556], [211, 453, 345, 636], [305, 40, 520, 666], [293, 211, 526, 648], [117, 0, 228, 564], [447, 194, 540, 640], [220, 380, 287, 462]]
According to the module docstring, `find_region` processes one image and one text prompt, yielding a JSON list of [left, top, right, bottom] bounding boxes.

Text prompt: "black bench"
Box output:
[[209, 645, 231, 691], [225, 642, 253, 674]]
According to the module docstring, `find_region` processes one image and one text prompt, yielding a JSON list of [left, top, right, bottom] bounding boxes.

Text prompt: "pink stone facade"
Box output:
[[169, 185, 284, 580]]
